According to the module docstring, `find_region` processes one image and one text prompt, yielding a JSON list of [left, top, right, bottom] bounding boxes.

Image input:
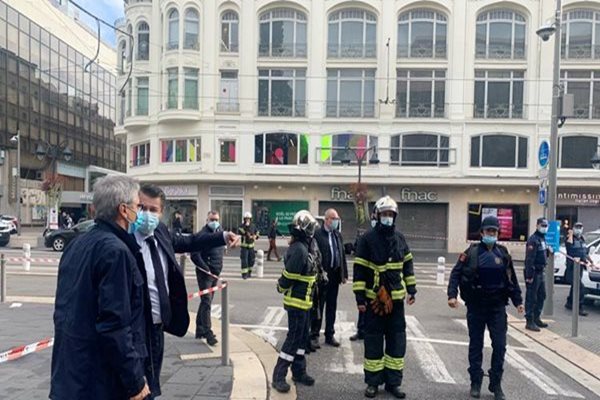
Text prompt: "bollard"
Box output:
[[179, 254, 187, 275], [23, 243, 30, 272], [1, 253, 5, 303], [572, 257, 580, 337], [221, 282, 230, 366], [256, 249, 264, 278], [436, 256, 446, 285]]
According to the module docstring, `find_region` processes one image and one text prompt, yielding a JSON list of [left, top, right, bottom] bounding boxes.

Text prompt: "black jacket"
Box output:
[[277, 238, 318, 310], [314, 226, 348, 284], [190, 225, 225, 276], [524, 231, 550, 279], [50, 219, 147, 400]]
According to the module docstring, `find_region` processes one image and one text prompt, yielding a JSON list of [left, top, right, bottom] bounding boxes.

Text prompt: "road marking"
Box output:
[[251, 306, 286, 347], [405, 315, 456, 384], [328, 311, 363, 375]]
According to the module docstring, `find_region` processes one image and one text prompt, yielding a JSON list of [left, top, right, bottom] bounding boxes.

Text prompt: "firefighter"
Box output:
[[353, 196, 416, 399], [272, 210, 319, 393], [238, 211, 259, 279]]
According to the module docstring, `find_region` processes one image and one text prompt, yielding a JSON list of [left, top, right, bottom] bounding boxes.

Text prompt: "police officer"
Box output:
[[524, 217, 551, 332], [448, 216, 524, 400], [272, 210, 319, 393], [353, 196, 416, 399], [565, 222, 591, 316], [238, 211, 259, 279]]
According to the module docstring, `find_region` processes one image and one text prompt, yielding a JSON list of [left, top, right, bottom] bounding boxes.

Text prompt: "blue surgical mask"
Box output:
[[331, 219, 340, 230], [136, 211, 160, 236], [370, 220, 377, 228], [128, 210, 142, 234], [381, 217, 394, 227], [574, 228, 583, 236], [538, 227, 548, 235], [481, 235, 497, 246], [208, 221, 220, 231]]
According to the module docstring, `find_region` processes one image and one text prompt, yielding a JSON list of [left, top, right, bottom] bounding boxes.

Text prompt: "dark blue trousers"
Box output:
[[525, 271, 546, 320], [145, 323, 165, 399]]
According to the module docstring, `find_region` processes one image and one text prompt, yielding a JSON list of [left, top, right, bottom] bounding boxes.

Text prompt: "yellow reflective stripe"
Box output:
[[241, 243, 255, 248], [283, 295, 312, 310], [364, 358, 385, 372], [404, 275, 417, 286], [354, 257, 372, 268], [384, 354, 404, 371], [282, 269, 317, 283], [277, 284, 289, 294], [390, 289, 406, 300], [241, 268, 250, 273], [353, 281, 366, 292], [386, 262, 403, 270], [404, 253, 413, 262], [365, 289, 377, 299]]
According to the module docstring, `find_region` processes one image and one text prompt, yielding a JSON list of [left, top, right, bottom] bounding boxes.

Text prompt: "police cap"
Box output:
[[480, 216, 500, 231]]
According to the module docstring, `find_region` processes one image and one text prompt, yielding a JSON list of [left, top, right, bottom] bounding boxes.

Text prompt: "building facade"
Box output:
[[119, 0, 600, 252], [0, 0, 125, 224]]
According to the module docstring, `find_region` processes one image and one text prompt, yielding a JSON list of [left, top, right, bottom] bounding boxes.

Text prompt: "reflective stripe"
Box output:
[[355, 257, 403, 272], [386, 262, 403, 270], [404, 275, 416, 286], [297, 349, 305, 355], [384, 354, 404, 371], [365, 289, 377, 299], [241, 268, 250, 273], [283, 296, 312, 310], [241, 243, 255, 249], [283, 270, 317, 283], [404, 253, 413, 262], [353, 281, 366, 292], [354, 257, 372, 268], [364, 358, 385, 372], [279, 351, 295, 362], [277, 285, 289, 294], [390, 288, 406, 300]]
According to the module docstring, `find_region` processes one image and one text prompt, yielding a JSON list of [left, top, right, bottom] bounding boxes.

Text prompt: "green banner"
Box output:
[[253, 200, 310, 235]]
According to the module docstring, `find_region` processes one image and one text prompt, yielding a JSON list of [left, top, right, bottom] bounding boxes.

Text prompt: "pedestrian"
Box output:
[[238, 211, 259, 279], [565, 222, 592, 316], [191, 211, 226, 346], [135, 184, 239, 398], [172, 211, 183, 234], [560, 219, 570, 244], [524, 217, 551, 331], [353, 196, 416, 399], [272, 210, 319, 393], [447, 215, 524, 400], [310, 208, 348, 349], [266, 218, 283, 262], [50, 175, 150, 400]]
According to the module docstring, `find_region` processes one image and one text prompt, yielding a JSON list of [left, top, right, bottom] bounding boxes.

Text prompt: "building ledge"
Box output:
[[124, 0, 151, 13], [114, 125, 127, 137], [124, 116, 150, 129], [158, 109, 201, 123]]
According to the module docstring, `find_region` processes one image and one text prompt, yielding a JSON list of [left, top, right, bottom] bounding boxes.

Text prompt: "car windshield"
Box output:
[[74, 220, 94, 231], [586, 231, 600, 244]]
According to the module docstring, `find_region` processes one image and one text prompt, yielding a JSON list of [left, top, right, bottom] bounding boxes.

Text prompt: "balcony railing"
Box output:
[[124, 0, 151, 5], [216, 102, 240, 113], [397, 44, 447, 59], [326, 101, 376, 118], [390, 146, 456, 167], [571, 103, 600, 120], [327, 43, 376, 58], [258, 42, 307, 58], [474, 103, 524, 119], [476, 45, 526, 60], [562, 45, 600, 60], [258, 101, 306, 117], [396, 102, 446, 118]]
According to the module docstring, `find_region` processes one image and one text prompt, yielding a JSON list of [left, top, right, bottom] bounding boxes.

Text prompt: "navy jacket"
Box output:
[[524, 231, 550, 279], [314, 226, 348, 284], [190, 225, 225, 276], [50, 219, 147, 400]]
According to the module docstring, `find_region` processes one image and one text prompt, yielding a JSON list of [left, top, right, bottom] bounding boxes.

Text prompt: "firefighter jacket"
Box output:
[[277, 238, 318, 310], [238, 223, 259, 249], [353, 225, 417, 305]]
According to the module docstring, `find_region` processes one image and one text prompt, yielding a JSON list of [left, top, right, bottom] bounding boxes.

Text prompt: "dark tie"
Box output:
[[331, 232, 338, 269], [145, 237, 171, 326]]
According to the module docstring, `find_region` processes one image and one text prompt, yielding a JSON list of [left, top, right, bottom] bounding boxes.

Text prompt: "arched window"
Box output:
[[476, 9, 526, 59], [398, 9, 447, 58], [318, 133, 378, 165], [167, 8, 179, 50], [328, 9, 376, 58], [562, 9, 600, 59], [390, 133, 450, 166], [254, 132, 309, 165], [470, 134, 527, 168], [184, 8, 199, 50], [561, 70, 600, 119], [221, 10, 239, 52], [118, 40, 127, 73], [259, 8, 307, 57], [560, 135, 599, 168], [137, 21, 149, 60]]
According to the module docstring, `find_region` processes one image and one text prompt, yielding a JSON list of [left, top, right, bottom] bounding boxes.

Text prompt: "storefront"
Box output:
[[208, 185, 245, 233], [252, 200, 310, 235], [60, 191, 93, 223], [557, 188, 600, 232], [160, 184, 198, 233]]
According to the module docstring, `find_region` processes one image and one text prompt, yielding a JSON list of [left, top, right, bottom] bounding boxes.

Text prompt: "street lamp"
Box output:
[[35, 141, 73, 172], [341, 145, 380, 184], [9, 129, 20, 236], [537, 0, 562, 316]]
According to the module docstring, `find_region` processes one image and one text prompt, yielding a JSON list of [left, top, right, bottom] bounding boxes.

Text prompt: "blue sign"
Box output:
[[538, 188, 546, 205], [546, 220, 561, 252], [538, 141, 550, 168]]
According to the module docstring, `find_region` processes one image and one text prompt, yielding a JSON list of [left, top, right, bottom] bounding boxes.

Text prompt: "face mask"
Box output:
[[136, 211, 160, 236], [380, 217, 394, 227], [538, 227, 548, 235], [481, 235, 497, 246], [127, 209, 143, 234], [330, 219, 340, 230], [574, 228, 583, 236], [370, 220, 377, 228], [208, 221, 220, 231]]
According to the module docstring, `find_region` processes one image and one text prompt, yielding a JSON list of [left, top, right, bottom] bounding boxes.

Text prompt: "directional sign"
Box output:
[[546, 220, 561, 252], [538, 187, 547, 205], [538, 140, 550, 168]]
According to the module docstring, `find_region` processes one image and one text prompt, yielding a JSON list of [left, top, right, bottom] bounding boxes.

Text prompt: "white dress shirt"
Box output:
[[135, 230, 169, 324]]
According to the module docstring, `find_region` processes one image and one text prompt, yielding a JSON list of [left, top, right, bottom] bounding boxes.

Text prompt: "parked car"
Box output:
[[44, 219, 95, 252], [0, 215, 18, 234], [0, 221, 11, 246], [554, 229, 600, 282]]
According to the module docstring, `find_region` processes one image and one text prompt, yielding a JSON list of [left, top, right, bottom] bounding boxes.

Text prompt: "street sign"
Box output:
[[539, 168, 549, 180], [538, 187, 547, 205], [538, 140, 550, 168], [546, 220, 561, 252]]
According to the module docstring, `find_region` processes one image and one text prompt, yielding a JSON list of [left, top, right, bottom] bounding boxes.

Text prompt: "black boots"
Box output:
[[525, 319, 541, 332], [534, 318, 548, 328], [364, 385, 378, 398], [272, 358, 291, 393], [349, 332, 364, 341], [489, 383, 506, 400], [384, 385, 406, 399], [470, 381, 482, 398], [292, 373, 315, 386], [325, 336, 341, 347]]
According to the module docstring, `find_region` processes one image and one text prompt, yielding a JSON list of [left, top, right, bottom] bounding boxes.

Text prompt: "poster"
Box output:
[[497, 208, 513, 240]]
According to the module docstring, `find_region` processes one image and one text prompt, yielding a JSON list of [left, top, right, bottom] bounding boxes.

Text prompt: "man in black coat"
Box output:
[[50, 175, 150, 400], [310, 208, 348, 348], [191, 210, 226, 346]]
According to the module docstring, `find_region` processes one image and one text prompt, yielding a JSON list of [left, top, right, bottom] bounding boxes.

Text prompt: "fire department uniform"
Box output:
[[238, 222, 259, 278]]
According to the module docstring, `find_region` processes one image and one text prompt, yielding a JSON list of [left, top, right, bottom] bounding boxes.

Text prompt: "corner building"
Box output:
[[119, 0, 600, 254]]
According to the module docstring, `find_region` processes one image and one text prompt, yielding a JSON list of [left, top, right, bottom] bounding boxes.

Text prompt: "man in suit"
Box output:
[[135, 184, 239, 398], [310, 208, 348, 348]]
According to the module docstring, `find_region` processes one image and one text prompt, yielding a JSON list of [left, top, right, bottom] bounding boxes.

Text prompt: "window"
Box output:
[[136, 77, 148, 115], [561, 9, 600, 59], [470, 134, 527, 168], [328, 9, 376, 58], [318, 133, 377, 165], [183, 68, 198, 109], [390, 133, 449, 166], [560, 136, 598, 168], [327, 69, 375, 118], [137, 22, 149, 60], [561, 70, 600, 119], [259, 8, 307, 57], [184, 8, 199, 50], [397, 9, 447, 58], [167, 8, 179, 50], [254, 132, 308, 165], [258, 69, 305, 117], [221, 11, 239, 52], [167, 68, 178, 109], [467, 204, 529, 241], [474, 70, 524, 118], [396, 70, 445, 118], [118, 40, 127, 73], [131, 142, 150, 167], [220, 139, 236, 163], [219, 70, 239, 112], [476, 9, 526, 59], [161, 138, 201, 163]]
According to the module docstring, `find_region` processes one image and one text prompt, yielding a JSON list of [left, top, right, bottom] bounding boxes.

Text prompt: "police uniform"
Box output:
[[566, 233, 587, 312], [448, 238, 523, 399], [524, 229, 549, 329], [353, 224, 416, 397], [238, 222, 259, 278]]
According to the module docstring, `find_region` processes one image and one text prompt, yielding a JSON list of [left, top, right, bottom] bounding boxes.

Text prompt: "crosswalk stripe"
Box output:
[[328, 311, 363, 375], [252, 306, 287, 347], [405, 315, 456, 384]]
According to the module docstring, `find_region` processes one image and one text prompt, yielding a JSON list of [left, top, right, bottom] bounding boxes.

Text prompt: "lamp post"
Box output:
[[35, 141, 74, 172], [341, 145, 379, 230], [341, 145, 380, 185], [536, 0, 562, 316], [9, 129, 20, 236]]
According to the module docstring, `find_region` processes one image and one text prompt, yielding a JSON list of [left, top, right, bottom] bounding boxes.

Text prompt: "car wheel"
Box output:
[[52, 237, 66, 252]]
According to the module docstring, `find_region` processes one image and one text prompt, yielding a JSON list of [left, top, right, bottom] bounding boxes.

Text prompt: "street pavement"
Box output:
[[2, 250, 600, 399]]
